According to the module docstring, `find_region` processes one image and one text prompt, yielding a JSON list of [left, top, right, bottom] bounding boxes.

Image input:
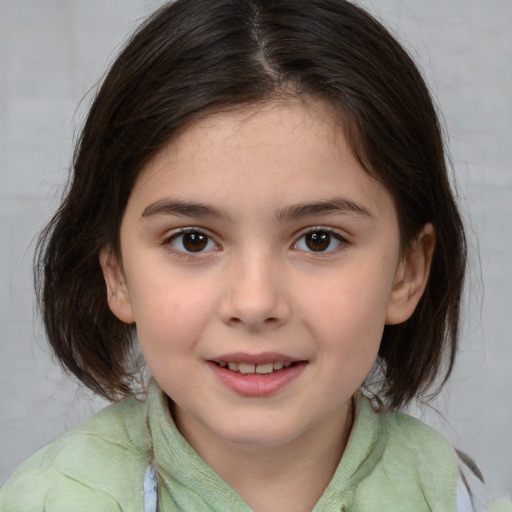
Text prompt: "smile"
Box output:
[[216, 361, 294, 375], [209, 357, 307, 396]]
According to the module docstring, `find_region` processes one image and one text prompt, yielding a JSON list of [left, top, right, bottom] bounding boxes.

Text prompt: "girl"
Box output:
[[0, 0, 504, 510]]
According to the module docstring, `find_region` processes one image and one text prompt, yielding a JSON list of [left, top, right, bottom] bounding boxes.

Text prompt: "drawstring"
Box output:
[[143, 464, 158, 512]]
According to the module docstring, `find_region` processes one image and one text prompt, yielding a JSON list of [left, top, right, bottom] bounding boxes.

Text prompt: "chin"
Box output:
[[215, 418, 302, 448]]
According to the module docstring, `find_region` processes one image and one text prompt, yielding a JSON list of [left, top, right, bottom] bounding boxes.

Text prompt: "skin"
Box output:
[[101, 99, 434, 512]]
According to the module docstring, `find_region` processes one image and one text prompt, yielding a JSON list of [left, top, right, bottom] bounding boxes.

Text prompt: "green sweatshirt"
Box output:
[[0, 380, 460, 511]]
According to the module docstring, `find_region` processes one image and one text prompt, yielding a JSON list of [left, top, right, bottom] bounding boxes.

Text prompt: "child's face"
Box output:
[[102, 99, 422, 451]]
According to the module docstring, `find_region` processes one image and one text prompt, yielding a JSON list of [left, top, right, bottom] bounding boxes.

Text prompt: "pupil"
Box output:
[[306, 232, 330, 251], [183, 232, 208, 252]]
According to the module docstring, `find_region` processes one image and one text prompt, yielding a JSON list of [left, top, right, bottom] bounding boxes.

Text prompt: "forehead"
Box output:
[[142, 99, 340, 172], [129, 99, 395, 221]]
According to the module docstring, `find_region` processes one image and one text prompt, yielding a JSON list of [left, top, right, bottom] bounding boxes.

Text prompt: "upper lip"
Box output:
[[209, 352, 304, 365]]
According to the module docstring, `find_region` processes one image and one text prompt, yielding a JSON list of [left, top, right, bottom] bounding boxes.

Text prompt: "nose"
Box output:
[[218, 250, 291, 331]]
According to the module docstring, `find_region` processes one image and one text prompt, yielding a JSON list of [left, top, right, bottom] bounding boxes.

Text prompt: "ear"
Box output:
[[99, 247, 135, 324], [385, 223, 436, 325]]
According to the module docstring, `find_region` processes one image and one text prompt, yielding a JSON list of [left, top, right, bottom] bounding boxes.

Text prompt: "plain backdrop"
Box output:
[[1, 0, 511, 499]]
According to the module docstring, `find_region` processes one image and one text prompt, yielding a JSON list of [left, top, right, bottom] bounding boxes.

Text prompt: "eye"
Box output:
[[293, 229, 346, 253], [167, 229, 219, 254]]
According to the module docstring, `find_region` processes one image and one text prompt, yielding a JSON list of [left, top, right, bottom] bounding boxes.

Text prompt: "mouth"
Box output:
[[208, 356, 307, 396], [213, 360, 297, 375]]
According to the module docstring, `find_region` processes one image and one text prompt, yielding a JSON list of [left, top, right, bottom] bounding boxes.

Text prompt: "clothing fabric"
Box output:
[[143, 465, 158, 512], [1, 380, 462, 511], [141, 467, 477, 512]]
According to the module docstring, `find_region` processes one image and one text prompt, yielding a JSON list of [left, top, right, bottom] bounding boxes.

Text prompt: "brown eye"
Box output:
[[294, 229, 345, 253], [182, 232, 208, 252], [169, 230, 217, 253], [305, 232, 331, 251]]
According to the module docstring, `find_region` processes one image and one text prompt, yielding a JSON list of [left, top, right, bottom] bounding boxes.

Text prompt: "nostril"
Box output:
[[226, 315, 282, 331], [219, 290, 291, 329]]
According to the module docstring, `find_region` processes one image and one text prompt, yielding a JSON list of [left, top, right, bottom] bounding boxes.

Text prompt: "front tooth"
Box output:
[[238, 363, 256, 374], [273, 362, 284, 370], [255, 363, 274, 374], [228, 362, 239, 371]]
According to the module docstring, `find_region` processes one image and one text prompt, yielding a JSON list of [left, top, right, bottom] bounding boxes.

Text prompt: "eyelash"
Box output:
[[162, 226, 349, 259], [293, 227, 348, 255], [163, 228, 219, 259]]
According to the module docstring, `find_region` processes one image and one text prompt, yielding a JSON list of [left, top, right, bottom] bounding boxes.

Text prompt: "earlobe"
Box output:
[[99, 248, 136, 324], [385, 223, 436, 325]]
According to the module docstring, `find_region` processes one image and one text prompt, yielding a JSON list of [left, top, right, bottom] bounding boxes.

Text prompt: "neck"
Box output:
[[173, 400, 354, 512]]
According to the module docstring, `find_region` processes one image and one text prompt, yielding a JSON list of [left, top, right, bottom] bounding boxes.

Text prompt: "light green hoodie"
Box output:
[[0, 380, 460, 511]]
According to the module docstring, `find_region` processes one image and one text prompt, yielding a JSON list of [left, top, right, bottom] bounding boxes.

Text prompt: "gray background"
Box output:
[[1, 0, 511, 499]]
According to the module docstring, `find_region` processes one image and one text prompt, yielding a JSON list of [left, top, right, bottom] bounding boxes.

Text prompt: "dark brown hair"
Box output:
[[35, 0, 466, 408]]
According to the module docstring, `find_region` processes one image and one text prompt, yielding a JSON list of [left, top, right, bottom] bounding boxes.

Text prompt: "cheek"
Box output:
[[127, 273, 217, 355], [314, 283, 386, 393], [306, 272, 392, 332], [299, 261, 395, 358]]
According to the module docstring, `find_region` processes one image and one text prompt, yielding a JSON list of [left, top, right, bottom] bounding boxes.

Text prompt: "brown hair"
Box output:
[[35, 0, 466, 408]]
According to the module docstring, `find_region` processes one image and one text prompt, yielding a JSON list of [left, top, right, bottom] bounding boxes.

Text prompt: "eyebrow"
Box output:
[[141, 199, 230, 220], [274, 197, 374, 222], [141, 197, 374, 222]]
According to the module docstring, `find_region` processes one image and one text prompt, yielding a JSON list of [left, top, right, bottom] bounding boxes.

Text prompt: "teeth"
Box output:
[[238, 363, 256, 374], [218, 361, 294, 374], [255, 363, 274, 374]]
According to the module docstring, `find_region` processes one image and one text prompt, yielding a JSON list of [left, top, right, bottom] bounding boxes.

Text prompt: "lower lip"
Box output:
[[208, 362, 307, 396]]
